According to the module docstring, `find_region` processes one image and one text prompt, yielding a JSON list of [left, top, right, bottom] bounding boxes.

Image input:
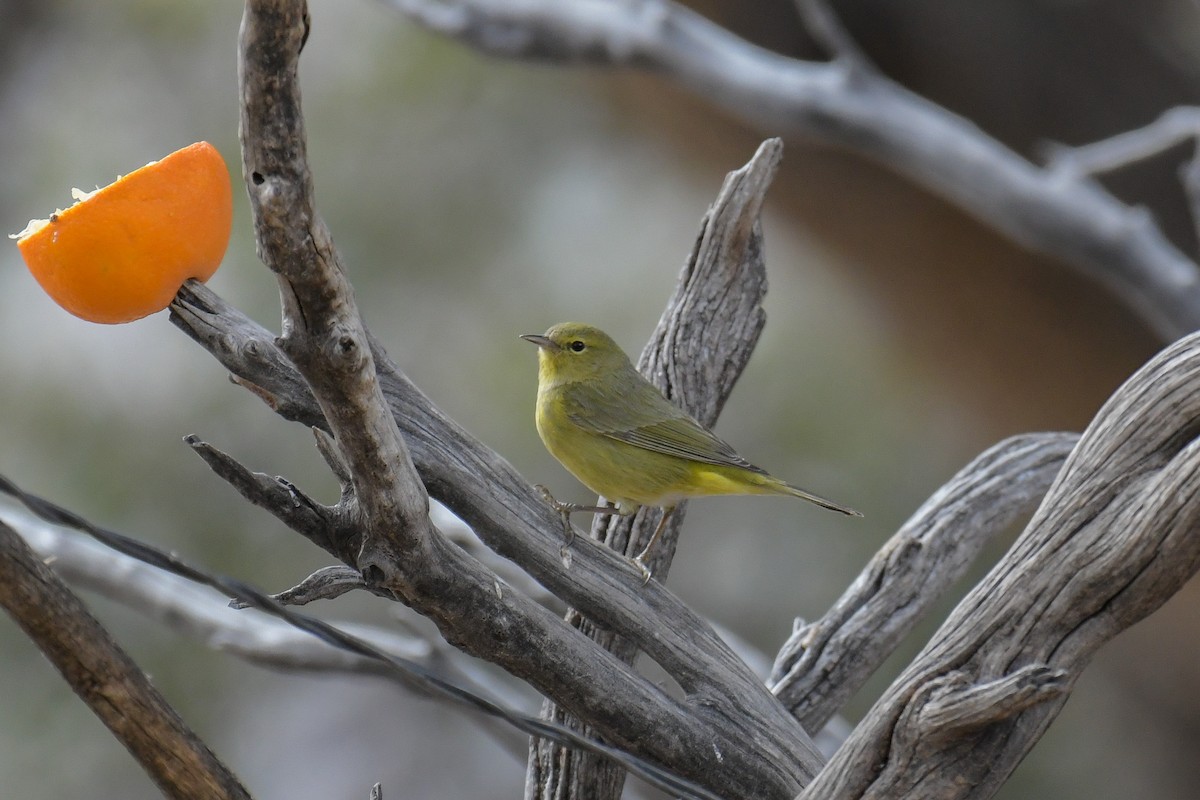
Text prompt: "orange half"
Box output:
[[11, 141, 233, 324]]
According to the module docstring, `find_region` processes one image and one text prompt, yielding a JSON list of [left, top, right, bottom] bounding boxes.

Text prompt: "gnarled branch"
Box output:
[[802, 331, 1200, 799], [175, 4, 823, 798], [770, 431, 1078, 733]]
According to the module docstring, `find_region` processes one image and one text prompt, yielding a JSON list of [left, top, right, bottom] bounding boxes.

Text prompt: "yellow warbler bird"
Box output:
[[521, 322, 860, 582]]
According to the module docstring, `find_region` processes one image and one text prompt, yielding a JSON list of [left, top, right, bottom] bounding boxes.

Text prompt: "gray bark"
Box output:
[[8, 2, 1193, 799]]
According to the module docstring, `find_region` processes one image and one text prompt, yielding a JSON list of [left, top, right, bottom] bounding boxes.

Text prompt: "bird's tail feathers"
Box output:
[[782, 482, 862, 517]]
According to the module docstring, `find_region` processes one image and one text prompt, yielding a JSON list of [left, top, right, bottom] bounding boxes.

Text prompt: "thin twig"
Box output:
[[185, 434, 348, 556], [1043, 107, 1200, 179], [1182, 154, 1200, 248], [792, 0, 875, 71], [231, 565, 366, 607]]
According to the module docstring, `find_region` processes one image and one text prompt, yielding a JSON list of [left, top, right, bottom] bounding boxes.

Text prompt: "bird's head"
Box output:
[[520, 322, 632, 386]]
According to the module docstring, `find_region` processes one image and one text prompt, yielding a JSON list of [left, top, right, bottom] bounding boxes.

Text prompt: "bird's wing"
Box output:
[[563, 378, 766, 473]]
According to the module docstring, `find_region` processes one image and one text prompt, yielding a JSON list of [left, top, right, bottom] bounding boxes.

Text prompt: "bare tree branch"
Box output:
[[232, 564, 366, 607], [384, 0, 1200, 340], [5, 499, 775, 759], [912, 665, 1069, 745], [1041, 106, 1200, 259], [2, 507, 508, 688], [0, 518, 253, 800], [185, 434, 348, 555], [791, 0, 875, 71], [215, 3, 822, 797], [2, 507, 534, 759], [1184, 157, 1200, 248], [770, 431, 1078, 733], [0, 476, 739, 800], [114, 4, 1200, 798], [1043, 107, 1200, 180], [802, 330, 1200, 799]]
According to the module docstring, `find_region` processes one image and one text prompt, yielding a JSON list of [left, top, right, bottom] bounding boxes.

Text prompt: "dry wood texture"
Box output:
[[169, 3, 1200, 798], [803, 331, 1200, 798], [6, 2, 1198, 799]]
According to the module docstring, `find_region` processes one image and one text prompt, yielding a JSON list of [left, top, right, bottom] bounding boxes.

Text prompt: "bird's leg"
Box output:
[[534, 485, 620, 556], [632, 506, 676, 585]]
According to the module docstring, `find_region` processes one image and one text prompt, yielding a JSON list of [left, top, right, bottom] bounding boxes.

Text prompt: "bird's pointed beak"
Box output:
[[520, 333, 559, 350]]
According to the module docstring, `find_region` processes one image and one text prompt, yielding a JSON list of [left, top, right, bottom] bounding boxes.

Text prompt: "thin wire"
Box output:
[[0, 473, 726, 800]]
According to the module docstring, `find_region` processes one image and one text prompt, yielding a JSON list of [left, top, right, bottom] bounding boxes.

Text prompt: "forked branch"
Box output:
[[803, 331, 1200, 799], [771, 431, 1079, 734], [178, 3, 823, 798]]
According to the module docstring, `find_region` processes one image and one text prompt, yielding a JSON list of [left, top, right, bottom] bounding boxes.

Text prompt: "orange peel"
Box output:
[[11, 141, 233, 324]]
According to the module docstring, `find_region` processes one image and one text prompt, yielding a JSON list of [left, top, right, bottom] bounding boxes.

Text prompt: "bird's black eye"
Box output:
[[569, 340, 586, 352]]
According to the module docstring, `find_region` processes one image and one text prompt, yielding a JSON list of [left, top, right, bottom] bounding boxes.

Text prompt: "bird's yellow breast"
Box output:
[[536, 385, 681, 508]]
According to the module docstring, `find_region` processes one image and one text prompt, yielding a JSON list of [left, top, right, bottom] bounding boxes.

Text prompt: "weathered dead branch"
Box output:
[[802, 331, 1200, 799]]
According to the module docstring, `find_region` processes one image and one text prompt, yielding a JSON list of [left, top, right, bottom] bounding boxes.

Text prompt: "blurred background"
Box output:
[[1, 0, 1197, 797]]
